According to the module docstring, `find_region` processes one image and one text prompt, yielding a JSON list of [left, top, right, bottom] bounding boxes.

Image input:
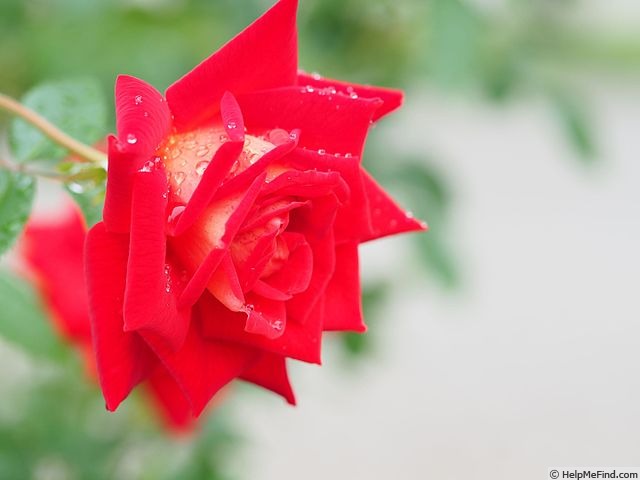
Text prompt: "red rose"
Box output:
[[22, 207, 196, 431], [85, 0, 426, 420]]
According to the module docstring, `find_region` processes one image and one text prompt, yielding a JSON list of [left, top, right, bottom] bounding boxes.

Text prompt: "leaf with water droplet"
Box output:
[[10, 78, 107, 164], [0, 170, 36, 256]]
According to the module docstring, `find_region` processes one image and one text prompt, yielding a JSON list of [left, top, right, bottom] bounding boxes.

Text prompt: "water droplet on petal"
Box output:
[[406, 211, 414, 219], [143, 111, 149, 117], [289, 131, 298, 141], [168, 205, 186, 223], [227, 121, 237, 130], [134, 95, 143, 105], [126, 133, 138, 145], [196, 146, 210, 158], [139, 160, 155, 172], [174, 171, 186, 185], [305, 85, 315, 94], [318, 149, 326, 155], [196, 161, 209, 176], [311, 71, 322, 80], [272, 320, 283, 332], [350, 92, 359, 99], [345, 153, 353, 158]]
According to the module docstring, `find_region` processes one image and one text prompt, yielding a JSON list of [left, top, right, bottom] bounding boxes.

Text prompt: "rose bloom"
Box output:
[[22, 207, 195, 430], [86, 0, 426, 420]]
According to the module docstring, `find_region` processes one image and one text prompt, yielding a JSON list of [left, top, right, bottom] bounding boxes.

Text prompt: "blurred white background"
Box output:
[[233, 79, 640, 479]]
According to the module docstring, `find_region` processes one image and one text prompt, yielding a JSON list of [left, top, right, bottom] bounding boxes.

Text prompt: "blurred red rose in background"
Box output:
[[22, 207, 196, 431], [85, 0, 426, 421]]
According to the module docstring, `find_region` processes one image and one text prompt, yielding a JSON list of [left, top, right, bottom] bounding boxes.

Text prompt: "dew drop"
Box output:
[[68, 182, 85, 194], [196, 146, 210, 158], [174, 171, 186, 185], [345, 153, 353, 158], [126, 133, 138, 145], [305, 85, 315, 94], [134, 95, 143, 105], [168, 205, 186, 223], [311, 71, 322, 80], [289, 131, 298, 141], [143, 111, 149, 118], [196, 161, 209, 176], [139, 160, 155, 172], [317, 149, 326, 155], [406, 211, 414, 219], [272, 320, 283, 332], [227, 121, 237, 130], [350, 92, 359, 99]]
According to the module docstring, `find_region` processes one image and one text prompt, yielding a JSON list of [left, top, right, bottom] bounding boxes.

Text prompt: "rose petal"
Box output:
[[166, 0, 299, 129], [216, 133, 299, 199], [103, 136, 136, 233], [238, 87, 382, 156], [146, 367, 194, 432], [244, 293, 287, 340], [321, 243, 366, 332], [176, 170, 267, 310], [115, 75, 171, 156], [264, 232, 313, 296], [172, 140, 244, 236], [360, 169, 428, 242], [85, 222, 157, 411], [123, 171, 190, 351], [240, 353, 296, 405], [200, 294, 321, 364], [285, 148, 368, 243], [142, 319, 259, 416], [297, 71, 403, 122]]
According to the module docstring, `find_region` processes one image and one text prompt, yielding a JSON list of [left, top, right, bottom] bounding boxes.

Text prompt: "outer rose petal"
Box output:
[[166, 0, 299, 129], [146, 368, 194, 431], [360, 169, 428, 242], [85, 222, 158, 411], [240, 353, 296, 405], [142, 319, 259, 416], [297, 71, 403, 122], [238, 87, 382, 156], [124, 170, 191, 351], [199, 294, 322, 364], [115, 75, 172, 156], [321, 243, 366, 333]]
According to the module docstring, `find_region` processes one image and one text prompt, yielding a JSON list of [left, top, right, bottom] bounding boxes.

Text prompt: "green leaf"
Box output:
[[9, 78, 107, 163], [0, 269, 63, 358], [65, 183, 105, 228], [0, 170, 35, 255]]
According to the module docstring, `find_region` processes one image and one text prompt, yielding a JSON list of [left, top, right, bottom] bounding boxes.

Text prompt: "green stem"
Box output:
[[0, 92, 107, 165]]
